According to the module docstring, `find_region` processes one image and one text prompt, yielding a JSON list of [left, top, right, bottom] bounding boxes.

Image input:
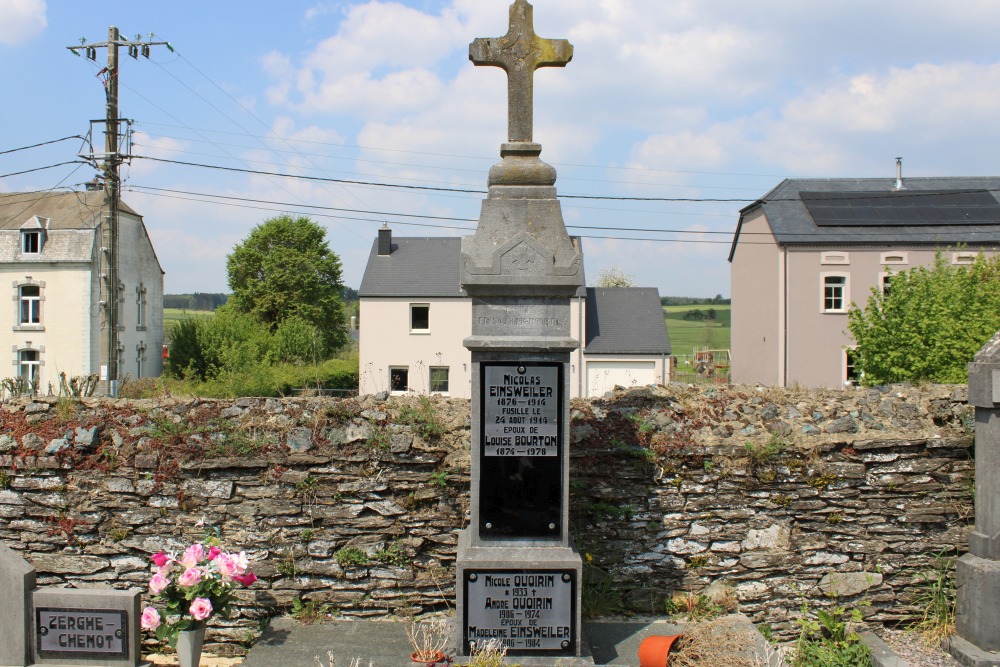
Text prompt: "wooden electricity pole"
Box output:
[[68, 27, 170, 396]]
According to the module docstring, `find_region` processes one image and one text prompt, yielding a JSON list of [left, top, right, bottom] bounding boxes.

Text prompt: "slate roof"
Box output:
[[584, 287, 671, 355], [0, 191, 138, 229], [359, 237, 466, 298], [730, 177, 1000, 261], [0, 190, 162, 270]]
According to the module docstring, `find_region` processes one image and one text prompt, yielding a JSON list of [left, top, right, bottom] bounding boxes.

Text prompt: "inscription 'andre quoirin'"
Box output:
[[465, 570, 574, 652], [483, 365, 559, 457]]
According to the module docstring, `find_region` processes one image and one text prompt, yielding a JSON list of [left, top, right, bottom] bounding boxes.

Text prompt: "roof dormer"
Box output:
[[19, 216, 49, 255]]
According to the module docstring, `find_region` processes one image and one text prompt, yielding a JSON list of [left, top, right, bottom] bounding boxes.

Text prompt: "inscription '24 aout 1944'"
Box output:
[[483, 364, 559, 457]]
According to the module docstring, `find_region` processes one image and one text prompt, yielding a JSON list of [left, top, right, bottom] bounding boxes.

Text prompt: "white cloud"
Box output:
[[0, 0, 46, 46]]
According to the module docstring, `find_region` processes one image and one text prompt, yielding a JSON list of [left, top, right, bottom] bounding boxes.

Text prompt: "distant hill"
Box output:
[[164, 293, 229, 310], [661, 295, 731, 306]]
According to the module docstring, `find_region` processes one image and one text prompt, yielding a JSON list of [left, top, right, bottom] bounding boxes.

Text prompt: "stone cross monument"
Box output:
[[952, 331, 1000, 666], [455, 0, 585, 658]]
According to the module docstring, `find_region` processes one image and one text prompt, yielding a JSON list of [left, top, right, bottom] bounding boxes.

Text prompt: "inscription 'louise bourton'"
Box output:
[[483, 365, 558, 457]]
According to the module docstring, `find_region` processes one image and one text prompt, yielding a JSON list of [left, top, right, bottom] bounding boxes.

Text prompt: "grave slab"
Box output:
[[0, 541, 36, 667]]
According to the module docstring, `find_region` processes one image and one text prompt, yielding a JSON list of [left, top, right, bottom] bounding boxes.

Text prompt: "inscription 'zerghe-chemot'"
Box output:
[[483, 365, 559, 457]]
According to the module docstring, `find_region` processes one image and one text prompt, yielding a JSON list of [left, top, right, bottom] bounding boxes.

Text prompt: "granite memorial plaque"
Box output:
[[36, 607, 128, 659], [480, 362, 562, 537], [463, 569, 576, 655]]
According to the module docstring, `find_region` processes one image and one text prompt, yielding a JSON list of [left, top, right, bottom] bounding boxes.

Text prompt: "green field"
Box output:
[[163, 308, 214, 339], [662, 304, 731, 357]]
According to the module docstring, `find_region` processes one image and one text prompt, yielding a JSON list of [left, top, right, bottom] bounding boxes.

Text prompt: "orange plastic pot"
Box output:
[[638, 634, 681, 667]]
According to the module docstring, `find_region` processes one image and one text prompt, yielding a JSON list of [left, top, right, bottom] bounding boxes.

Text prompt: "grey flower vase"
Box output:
[[176, 625, 206, 667]]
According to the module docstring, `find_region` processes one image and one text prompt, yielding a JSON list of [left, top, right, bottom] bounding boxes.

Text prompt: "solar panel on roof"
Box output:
[[801, 190, 1000, 227]]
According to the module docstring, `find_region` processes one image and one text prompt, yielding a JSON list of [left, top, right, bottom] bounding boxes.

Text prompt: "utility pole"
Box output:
[[68, 27, 171, 396]]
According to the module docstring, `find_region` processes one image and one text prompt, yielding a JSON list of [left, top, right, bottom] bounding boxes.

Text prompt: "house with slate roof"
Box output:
[[728, 176, 1000, 388], [0, 191, 164, 393], [359, 226, 671, 398]]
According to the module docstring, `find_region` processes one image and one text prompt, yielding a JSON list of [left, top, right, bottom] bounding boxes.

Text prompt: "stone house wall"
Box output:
[[0, 384, 974, 655]]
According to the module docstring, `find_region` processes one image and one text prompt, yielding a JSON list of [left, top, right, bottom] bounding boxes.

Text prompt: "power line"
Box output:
[[0, 136, 85, 156], [0, 161, 88, 179]]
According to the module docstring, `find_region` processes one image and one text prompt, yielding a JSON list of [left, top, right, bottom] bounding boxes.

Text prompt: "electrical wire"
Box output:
[[0, 136, 85, 156], [0, 161, 89, 180]]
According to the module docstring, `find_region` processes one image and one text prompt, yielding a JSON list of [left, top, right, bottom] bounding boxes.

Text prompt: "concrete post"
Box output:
[[952, 331, 1000, 666]]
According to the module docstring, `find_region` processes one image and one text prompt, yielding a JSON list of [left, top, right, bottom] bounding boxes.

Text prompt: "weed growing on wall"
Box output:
[[792, 604, 872, 667], [908, 550, 957, 647]]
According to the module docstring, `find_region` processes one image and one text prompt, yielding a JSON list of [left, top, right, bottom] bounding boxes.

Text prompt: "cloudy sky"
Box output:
[[3, 0, 1000, 297]]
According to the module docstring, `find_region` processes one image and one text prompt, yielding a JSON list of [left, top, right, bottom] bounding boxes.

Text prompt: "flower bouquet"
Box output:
[[140, 541, 257, 647]]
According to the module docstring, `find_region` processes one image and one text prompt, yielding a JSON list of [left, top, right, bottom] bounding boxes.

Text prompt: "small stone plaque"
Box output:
[[35, 608, 127, 659], [483, 364, 559, 457], [463, 570, 576, 655]]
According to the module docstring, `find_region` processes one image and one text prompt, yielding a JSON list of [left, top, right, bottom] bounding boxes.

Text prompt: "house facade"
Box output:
[[359, 227, 670, 398], [729, 177, 1000, 388], [0, 191, 165, 393]]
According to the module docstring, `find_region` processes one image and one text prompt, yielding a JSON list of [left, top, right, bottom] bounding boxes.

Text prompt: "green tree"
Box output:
[[847, 252, 1000, 385], [226, 215, 348, 354]]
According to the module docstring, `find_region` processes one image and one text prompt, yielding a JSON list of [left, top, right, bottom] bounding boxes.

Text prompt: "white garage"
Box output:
[[586, 360, 657, 397]]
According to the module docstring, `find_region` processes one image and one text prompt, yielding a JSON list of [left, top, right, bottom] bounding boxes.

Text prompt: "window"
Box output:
[[21, 231, 40, 254], [429, 367, 449, 393], [822, 274, 847, 312], [952, 251, 977, 265], [19, 349, 39, 388], [410, 304, 429, 332], [880, 252, 908, 265], [136, 343, 147, 378], [390, 367, 409, 393], [879, 272, 893, 296], [845, 349, 860, 386], [136, 284, 147, 329], [820, 252, 849, 265], [19, 285, 40, 325]]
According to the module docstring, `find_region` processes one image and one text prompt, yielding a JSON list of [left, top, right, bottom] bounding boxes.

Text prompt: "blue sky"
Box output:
[[5, 1, 1000, 297]]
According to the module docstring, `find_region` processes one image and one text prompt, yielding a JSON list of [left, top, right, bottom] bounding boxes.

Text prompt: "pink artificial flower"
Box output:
[[149, 572, 171, 595], [150, 551, 169, 568], [214, 553, 240, 580], [178, 567, 202, 588], [233, 551, 249, 574], [207, 546, 221, 560], [189, 597, 213, 621], [234, 572, 257, 587], [181, 544, 206, 568], [140, 606, 161, 631]]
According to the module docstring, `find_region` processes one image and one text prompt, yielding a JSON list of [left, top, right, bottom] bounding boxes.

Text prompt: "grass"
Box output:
[[662, 304, 731, 356], [163, 307, 214, 339]]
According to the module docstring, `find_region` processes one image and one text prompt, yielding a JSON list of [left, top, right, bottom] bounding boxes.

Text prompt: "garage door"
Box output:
[[586, 361, 656, 397]]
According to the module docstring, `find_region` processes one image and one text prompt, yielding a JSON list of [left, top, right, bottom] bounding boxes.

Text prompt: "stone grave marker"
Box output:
[[0, 540, 143, 667], [953, 331, 1000, 666], [456, 0, 585, 658]]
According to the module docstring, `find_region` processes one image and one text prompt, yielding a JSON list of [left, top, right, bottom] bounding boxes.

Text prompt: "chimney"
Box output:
[[377, 224, 392, 256], [895, 157, 905, 191]]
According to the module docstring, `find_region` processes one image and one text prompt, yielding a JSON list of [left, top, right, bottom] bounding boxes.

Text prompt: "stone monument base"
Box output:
[[952, 553, 1000, 665], [454, 529, 584, 657]]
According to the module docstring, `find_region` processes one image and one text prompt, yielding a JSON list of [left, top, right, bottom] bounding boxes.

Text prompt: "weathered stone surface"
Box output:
[[742, 523, 791, 551], [286, 427, 314, 453], [817, 571, 883, 597], [29, 554, 109, 575]]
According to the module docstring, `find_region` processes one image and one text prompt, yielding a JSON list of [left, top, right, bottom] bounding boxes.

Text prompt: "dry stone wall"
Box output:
[[0, 384, 974, 655]]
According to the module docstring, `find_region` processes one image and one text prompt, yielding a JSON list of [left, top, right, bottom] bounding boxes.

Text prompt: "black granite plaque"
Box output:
[[463, 569, 576, 655], [480, 362, 563, 537], [35, 607, 128, 659]]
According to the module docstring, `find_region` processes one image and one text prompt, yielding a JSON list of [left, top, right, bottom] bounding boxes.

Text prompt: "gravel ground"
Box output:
[[875, 628, 962, 667]]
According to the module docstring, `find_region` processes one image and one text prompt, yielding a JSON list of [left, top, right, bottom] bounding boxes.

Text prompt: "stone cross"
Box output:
[[469, 0, 573, 143]]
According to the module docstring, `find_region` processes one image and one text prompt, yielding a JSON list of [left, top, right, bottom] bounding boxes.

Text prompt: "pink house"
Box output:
[[729, 177, 1000, 388]]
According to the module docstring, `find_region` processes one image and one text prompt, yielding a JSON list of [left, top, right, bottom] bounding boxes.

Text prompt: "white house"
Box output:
[[729, 176, 1000, 388], [358, 226, 671, 398], [0, 191, 164, 393]]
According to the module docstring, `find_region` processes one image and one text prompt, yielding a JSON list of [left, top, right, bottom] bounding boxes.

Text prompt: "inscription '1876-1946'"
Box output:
[[483, 365, 559, 457]]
